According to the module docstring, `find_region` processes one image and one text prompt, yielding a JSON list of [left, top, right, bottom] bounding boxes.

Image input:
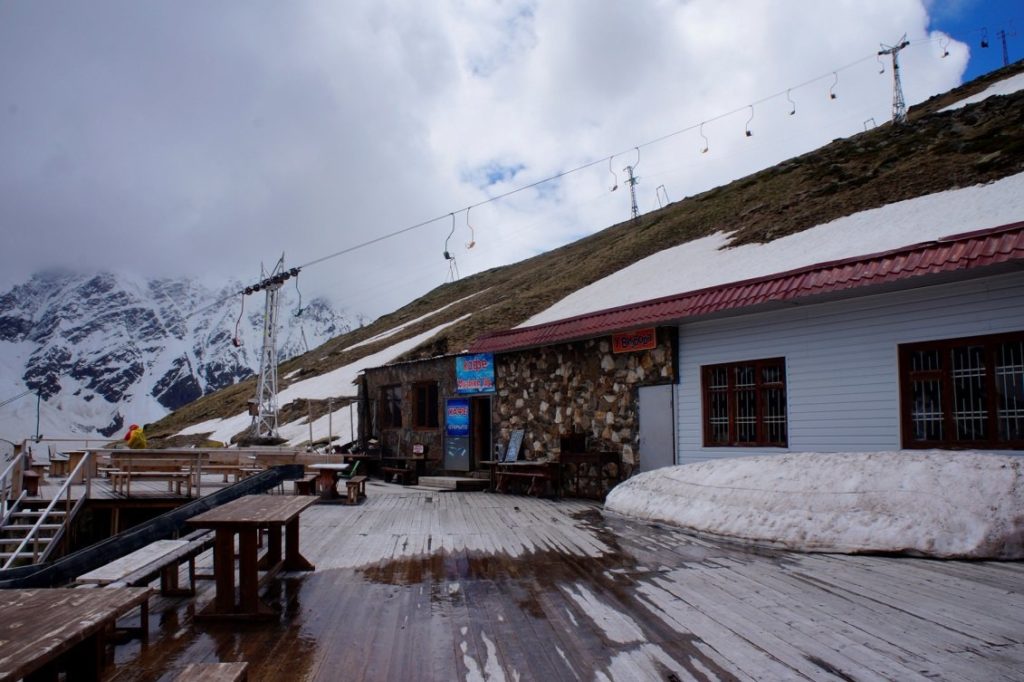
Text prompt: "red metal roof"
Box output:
[[470, 221, 1024, 354]]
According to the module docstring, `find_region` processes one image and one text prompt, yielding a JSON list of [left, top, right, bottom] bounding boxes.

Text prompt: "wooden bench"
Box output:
[[294, 473, 318, 495], [173, 661, 249, 681], [111, 470, 193, 497], [381, 466, 414, 485], [345, 475, 368, 504], [76, 530, 215, 596], [200, 464, 243, 482]]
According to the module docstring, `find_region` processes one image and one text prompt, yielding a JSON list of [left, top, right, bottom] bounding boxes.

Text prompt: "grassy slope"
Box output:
[[150, 62, 1024, 442]]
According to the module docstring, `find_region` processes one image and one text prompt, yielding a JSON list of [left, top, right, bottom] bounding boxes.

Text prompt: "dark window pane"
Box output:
[[951, 345, 987, 441], [997, 341, 1024, 441], [910, 379, 943, 441]]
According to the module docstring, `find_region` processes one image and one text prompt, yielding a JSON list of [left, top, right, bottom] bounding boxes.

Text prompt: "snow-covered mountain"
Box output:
[[0, 270, 351, 440]]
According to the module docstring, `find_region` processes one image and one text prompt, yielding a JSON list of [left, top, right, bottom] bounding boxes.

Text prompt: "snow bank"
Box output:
[[605, 451, 1024, 559]]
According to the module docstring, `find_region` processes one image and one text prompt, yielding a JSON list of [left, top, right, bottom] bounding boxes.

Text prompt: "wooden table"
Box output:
[[495, 461, 560, 497], [0, 587, 151, 681], [187, 495, 316, 620], [307, 463, 350, 501]]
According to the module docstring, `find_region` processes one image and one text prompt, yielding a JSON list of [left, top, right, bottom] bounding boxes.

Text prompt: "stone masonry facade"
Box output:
[[493, 328, 676, 473], [359, 355, 454, 470]]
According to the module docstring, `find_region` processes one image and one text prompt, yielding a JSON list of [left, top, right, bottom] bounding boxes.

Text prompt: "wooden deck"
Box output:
[[80, 484, 1024, 681]]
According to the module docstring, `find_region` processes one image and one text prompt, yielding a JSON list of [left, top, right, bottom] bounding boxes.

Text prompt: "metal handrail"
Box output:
[[2, 451, 92, 570], [0, 451, 27, 522]]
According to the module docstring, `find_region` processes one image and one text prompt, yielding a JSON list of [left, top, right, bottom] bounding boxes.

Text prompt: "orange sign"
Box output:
[[612, 328, 657, 353]]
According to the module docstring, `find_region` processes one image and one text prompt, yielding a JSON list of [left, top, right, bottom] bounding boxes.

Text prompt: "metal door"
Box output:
[[638, 384, 675, 472]]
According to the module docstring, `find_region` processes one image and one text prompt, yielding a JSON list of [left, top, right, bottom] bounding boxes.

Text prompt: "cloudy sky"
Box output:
[[0, 1, 1017, 320]]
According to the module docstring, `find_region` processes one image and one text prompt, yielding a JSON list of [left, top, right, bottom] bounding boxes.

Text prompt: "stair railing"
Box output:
[[0, 451, 28, 528], [1, 451, 92, 570]]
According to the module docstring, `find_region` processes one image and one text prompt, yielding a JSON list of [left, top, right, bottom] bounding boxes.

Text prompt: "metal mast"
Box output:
[[245, 256, 299, 441], [878, 35, 910, 125], [997, 29, 1011, 67], [624, 165, 640, 222]]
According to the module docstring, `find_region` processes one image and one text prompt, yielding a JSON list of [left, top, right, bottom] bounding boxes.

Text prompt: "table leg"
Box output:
[[213, 528, 236, 615], [259, 524, 282, 570], [238, 528, 260, 615], [283, 518, 314, 571], [317, 471, 339, 499]]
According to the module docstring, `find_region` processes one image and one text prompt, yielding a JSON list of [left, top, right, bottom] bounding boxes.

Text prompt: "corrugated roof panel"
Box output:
[[470, 222, 1024, 354]]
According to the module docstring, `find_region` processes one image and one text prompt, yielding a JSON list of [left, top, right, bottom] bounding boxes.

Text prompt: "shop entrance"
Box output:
[[470, 396, 492, 468]]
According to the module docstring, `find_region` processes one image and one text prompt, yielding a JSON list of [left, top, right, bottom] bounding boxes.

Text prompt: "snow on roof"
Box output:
[[523, 172, 1024, 327], [940, 71, 1024, 112], [176, 315, 467, 443], [605, 451, 1024, 559]]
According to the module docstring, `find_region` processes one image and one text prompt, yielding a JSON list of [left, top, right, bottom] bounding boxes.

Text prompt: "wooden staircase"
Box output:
[[0, 500, 69, 567]]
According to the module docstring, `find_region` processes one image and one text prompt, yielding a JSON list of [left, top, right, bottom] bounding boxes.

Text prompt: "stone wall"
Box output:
[[359, 356, 455, 468], [493, 328, 675, 473]]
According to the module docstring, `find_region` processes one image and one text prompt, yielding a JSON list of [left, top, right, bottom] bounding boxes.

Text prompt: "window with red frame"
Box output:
[[702, 358, 787, 447], [900, 331, 1024, 449]]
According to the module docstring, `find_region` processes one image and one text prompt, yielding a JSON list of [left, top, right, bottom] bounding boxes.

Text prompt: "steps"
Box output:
[[0, 506, 67, 567], [417, 476, 490, 492]]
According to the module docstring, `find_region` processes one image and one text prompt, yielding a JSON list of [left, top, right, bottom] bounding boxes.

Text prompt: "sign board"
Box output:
[[445, 436, 470, 471], [612, 327, 657, 354], [456, 353, 496, 394], [504, 429, 525, 463], [445, 398, 470, 437]]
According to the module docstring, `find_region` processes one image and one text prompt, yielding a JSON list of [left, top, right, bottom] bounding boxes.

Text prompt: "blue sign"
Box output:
[[456, 353, 496, 394], [446, 398, 470, 437]]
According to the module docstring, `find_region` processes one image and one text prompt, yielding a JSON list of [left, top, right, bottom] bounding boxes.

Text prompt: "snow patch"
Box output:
[[605, 451, 1024, 559], [940, 71, 1024, 112], [342, 290, 484, 352]]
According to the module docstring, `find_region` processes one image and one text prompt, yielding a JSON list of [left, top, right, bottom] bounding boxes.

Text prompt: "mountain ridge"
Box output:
[[0, 270, 352, 438]]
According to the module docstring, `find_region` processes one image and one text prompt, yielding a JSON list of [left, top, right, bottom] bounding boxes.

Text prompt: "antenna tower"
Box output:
[[878, 35, 910, 124], [624, 165, 640, 222], [997, 29, 1013, 67], [244, 256, 300, 441]]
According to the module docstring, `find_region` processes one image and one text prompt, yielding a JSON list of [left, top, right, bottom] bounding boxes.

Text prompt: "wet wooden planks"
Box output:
[[99, 488, 1024, 681], [0, 587, 151, 681]]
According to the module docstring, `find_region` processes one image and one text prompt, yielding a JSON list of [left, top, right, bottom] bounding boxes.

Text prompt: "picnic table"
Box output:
[[494, 461, 560, 497], [0, 587, 151, 681], [108, 452, 202, 497], [187, 495, 316, 620], [307, 462, 350, 501]]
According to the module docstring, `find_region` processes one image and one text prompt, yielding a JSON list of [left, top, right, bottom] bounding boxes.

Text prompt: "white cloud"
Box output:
[[0, 1, 969, 320]]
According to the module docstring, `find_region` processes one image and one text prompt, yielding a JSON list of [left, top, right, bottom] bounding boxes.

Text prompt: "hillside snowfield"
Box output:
[[605, 451, 1024, 559], [525, 171, 1024, 326]]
